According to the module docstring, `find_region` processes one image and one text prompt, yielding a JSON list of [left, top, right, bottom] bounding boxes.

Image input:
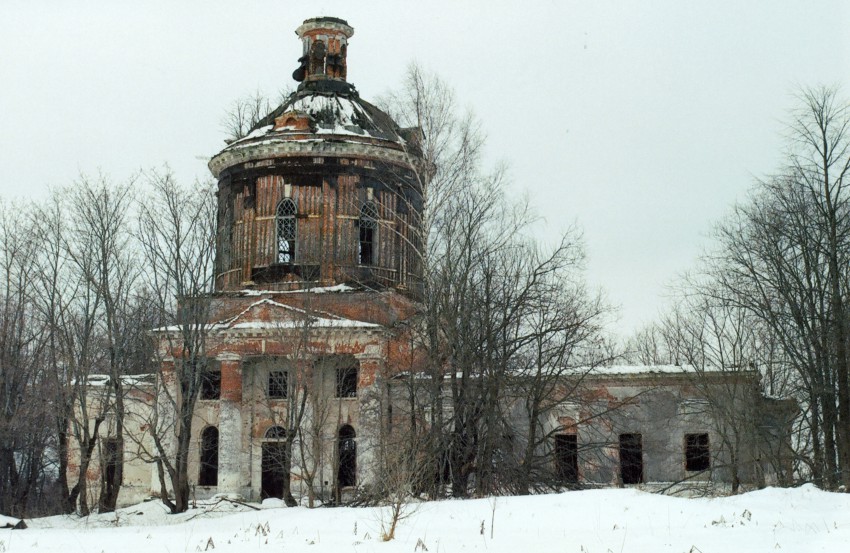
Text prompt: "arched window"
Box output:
[[276, 198, 297, 263], [199, 426, 219, 486], [358, 202, 378, 265], [309, 40, 326, 76], [265, 426, 288, 440], [337, 424, 356, 487]]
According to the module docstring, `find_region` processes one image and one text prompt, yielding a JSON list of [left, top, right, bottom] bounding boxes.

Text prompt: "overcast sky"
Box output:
[[2, 1, 849, 337]]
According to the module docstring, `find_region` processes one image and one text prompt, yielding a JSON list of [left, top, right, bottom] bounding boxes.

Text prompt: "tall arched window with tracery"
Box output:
[[358, 201, 377, 265], [276, 198, 297, 263]]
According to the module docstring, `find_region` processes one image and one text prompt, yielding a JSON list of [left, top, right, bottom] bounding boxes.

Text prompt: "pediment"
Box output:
[[216, 298, 380, 332]]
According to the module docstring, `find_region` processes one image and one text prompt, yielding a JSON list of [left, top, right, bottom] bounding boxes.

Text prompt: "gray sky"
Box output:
[[2, 0, 848, 337]]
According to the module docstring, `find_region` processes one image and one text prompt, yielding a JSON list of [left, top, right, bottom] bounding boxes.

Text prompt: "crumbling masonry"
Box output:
[[71, 17, 795, 507]]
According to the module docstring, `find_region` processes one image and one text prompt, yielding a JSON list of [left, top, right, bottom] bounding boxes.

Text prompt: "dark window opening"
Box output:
[[619, 433, 643, 485], [200, 370, 221, 400], [252, 263, 319, 283], [554, 434, 579, 485], [102, 438, 122, 491], [243, 180, 257, 209], [199, 426, 219, 486], [358, 202, 378, 265], [359, 226, 374, 265], [268, 370, 288, 399], [337, 425, 356, 487], [309, 40, 326, 76], [336, 366, 358, 398], [685, 433, 710, 472], [261, 428, 289, 500], [276, 198, 297, 263]]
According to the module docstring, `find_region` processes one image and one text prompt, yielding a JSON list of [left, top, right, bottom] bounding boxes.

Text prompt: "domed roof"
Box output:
[[208, 82, 415, 178], [208, 16, 418, 179], [249, 80, 403, 143]]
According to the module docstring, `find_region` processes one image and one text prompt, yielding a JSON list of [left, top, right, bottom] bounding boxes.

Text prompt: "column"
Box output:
[[217, 352, 244, 495]]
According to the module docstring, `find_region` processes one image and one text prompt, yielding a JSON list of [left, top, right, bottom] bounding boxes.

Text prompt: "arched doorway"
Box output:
[[199, 426, 219, 486], [337, 425, 356, 488], [261, 426, 289, 499]]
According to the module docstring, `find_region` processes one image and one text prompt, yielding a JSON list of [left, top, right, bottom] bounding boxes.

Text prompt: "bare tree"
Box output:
[[254, 314, 329, 508], [380, 64, 610, 498], [705, 87, 850, 489], [0, 201, 55, 516], [377, 63, 487, 498], [507, 272, 610, 494], [373, 421, 431, 541], [221, 88, 293, 142], [660, 291, 778, 492], [138, 169, 216, 513], [622, 323, 679, 366], [63, 175, 142, 512], [30, 193, 103, 515]]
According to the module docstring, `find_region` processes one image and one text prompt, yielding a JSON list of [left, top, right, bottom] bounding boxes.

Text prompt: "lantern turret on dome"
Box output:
[[292, 17, 354, 83], [208, 17, 423, 297]]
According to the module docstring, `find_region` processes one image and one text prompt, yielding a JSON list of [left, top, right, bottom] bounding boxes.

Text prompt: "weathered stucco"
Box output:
[[68, 16, 795, 509]]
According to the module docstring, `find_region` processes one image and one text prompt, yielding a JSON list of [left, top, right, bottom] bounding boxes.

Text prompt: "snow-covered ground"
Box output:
[[6, 486, 849, 552]]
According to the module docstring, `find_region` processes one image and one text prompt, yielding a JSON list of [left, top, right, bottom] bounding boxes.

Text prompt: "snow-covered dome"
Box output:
[[249, 82, 404, 142], [208, 17, 414, 179]]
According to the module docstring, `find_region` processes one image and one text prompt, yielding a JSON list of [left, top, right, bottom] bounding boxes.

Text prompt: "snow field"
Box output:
[[6, 485, 849, 552]]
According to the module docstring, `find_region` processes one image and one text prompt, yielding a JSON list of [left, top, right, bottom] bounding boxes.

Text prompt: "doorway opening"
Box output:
[[554, 434, 579, 485], [261, 426, 289, 499], [199, 426, 219, 486], [337, 424, 356, 488], [619, 433, 643, 485]]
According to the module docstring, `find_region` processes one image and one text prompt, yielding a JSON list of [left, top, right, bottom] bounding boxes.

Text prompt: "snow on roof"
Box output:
[[225, 93, 403, 149], [226, 136, 396, 151], [227, 319, 378, 330], [225, 298, 379, 330], [590, 364, 751, 377], [84, 374, 111, 386], [394, 364, 747, 381], [80, 374, 155, 387], [153, 297, 380, 333], [235, 283, 355, 296], [595, 364, 697, 375]]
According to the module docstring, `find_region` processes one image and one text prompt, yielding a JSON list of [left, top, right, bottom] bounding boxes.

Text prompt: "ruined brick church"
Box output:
[[76, 17, 795, 507], [167, 16, 423, 502]]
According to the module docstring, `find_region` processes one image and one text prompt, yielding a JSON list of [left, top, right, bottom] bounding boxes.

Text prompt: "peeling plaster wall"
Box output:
[[67, 380, 158, 508], [388, 370, 794, 490], [79, 362, 794, 508], [163, 309, 395, 502], [520, 373, 787, 487]]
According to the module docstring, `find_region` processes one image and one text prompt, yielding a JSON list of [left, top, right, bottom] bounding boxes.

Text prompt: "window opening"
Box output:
[[685, 433, 710, 471], [336, 366, 358, 398], [619, 433, 643, 485], [277, 198, 297, 263], [358, 202, 377, 265], [200, 370, 221, 400], [337, 425, 356, 487], [309, 40, 326, 76], [102, 438, 122, 498], [268, 370, 288, 399], [554, 434, 579, 485], [199, 426, 219, 486]]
